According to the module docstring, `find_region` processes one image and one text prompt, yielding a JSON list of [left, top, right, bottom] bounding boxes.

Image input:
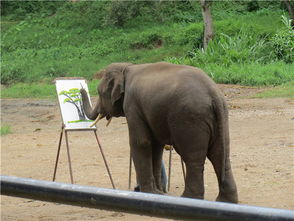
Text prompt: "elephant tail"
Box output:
[[210, 97, 229, 184]]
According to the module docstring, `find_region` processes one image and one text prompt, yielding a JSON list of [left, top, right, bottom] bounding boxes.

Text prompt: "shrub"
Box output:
[[271, 15, 294, 63], [183, 31, 273, 67]]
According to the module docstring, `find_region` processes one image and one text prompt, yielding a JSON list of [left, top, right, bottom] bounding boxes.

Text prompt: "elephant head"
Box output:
[[80, 63, 132, 126]]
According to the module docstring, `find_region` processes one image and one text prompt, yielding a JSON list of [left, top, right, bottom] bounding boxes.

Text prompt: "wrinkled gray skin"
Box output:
[[81, 62, 238, 203]]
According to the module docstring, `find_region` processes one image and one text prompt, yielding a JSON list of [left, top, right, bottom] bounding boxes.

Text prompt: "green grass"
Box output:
[[202, 62, 294, 86], [1, 125, 11, 136], [252, 81, 294, 98], [1, 80, 100, 99], [1, 21, 192, 85], [1, 83, 56, 99], [2, 7, 291, 86], [68, 120, 93, 123], [2, 79, 293, 100], [1, 2, 293, 99]]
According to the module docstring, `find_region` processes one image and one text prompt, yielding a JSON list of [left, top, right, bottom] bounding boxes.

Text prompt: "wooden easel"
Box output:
[[52, 78, 115, 189]]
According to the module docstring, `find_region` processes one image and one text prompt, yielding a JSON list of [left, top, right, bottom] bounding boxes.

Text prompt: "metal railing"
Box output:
[[1, 175, 294, 221]]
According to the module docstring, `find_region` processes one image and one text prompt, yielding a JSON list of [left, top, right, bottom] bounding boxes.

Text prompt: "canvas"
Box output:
[[55, 78, 95, 130]]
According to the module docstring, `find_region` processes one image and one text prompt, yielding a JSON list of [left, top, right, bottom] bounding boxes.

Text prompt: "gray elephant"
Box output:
[[80, 62, 238, 203]]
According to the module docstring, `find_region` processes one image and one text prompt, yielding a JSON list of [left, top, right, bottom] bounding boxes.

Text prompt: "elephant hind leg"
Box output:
[[171, 125, 210, 199], [152, 143, 165, 193], [207, 145, 238, 203]]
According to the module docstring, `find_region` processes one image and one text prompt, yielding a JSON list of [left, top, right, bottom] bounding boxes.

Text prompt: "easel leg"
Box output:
[[65, 131, 74, 184], [128, 151, 132, 190], [168, 147, 172, 192], [53, 127, 64, 182], [93, 131, 116, 189]]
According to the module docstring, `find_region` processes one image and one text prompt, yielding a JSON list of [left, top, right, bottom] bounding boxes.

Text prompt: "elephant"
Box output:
[[80, 62, 238, 203]]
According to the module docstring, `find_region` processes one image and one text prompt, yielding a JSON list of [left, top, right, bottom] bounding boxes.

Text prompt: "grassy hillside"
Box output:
[[1, 1, 293, 98]]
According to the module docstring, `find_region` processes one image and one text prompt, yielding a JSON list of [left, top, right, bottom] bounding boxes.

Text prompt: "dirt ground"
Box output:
[[1, 84, 294, 221]]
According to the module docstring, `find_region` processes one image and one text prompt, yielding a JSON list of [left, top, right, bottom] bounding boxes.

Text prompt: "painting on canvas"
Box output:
[[55, 78, 95, 130]]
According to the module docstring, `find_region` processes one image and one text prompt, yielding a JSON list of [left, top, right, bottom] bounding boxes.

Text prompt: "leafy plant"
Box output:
[[271, 15, 294, 63], [1, 1, 292, 89]]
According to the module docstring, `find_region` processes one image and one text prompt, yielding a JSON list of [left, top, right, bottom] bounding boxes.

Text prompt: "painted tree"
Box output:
[[59, 88, 86, 121]]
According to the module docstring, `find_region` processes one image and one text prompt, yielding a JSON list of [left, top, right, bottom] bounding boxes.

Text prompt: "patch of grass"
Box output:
[[68, 120, 93, 123], [1, 2, 292, 90], [1, 7, 287, 86], [1, 21, 191, 85], [252, 81, 294, 98], [165, 59, 294, 86], [1, 125, 11, 136], [203, 62, 294, 86], [1, 83, 56, 99], [0, 21, 19, 32], [1, 80, 100, 99]]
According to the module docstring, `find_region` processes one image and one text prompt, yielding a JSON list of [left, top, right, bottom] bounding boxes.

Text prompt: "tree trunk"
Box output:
[[282, 0, 294, 28], [199, 0, 214, 50]]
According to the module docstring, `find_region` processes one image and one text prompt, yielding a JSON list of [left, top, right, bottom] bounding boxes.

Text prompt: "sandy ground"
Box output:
[[1, 84, 294, 220]]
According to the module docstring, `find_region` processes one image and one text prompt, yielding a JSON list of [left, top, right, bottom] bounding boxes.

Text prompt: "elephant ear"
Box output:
[[110, 71, 124, 105]]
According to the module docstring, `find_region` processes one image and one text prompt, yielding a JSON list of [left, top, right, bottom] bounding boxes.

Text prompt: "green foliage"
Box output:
[[167, 12, 294, 86], [1, 1, 293, 91], [1, 1, 65, 20], [185, 31, 274, 67], [271, 15, 294, 63], [1, 125, 11, 136]]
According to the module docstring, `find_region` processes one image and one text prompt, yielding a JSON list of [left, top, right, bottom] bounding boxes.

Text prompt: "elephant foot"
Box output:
[[216, 192, 238, 204], [181, 191, 204, 200], [134, 185, 140, 192], [153, 189, 164, 195], [135, 185, 164, 195]]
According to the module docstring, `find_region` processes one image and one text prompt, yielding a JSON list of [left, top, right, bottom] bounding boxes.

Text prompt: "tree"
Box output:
[[199, 0, 214, 50], [282, 0, 294, 28], [59, 88, 86, 121]]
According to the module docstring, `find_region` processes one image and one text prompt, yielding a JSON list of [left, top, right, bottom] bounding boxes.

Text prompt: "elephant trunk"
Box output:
[[80, 89, 99, 120]]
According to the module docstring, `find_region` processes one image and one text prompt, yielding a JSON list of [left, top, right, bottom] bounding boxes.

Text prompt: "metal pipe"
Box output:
[[1, 175, 294, 221]]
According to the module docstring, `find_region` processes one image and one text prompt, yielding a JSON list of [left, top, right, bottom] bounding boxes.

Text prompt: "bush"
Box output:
[[0, 1, 65, 20], [182, 31, 273, 67], [271, 15, 294, 63]]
